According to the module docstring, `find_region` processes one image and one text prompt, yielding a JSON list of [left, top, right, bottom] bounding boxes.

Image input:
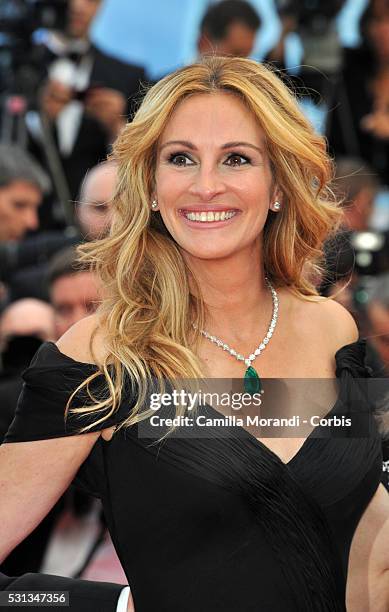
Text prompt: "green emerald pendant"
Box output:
[[244, 366, 262, 395]]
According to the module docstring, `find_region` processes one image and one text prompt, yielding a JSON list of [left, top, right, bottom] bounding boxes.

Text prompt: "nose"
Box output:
[[188, 163, 225, 201], [24, 207, 39, 232], [73, 305, 89, 325]]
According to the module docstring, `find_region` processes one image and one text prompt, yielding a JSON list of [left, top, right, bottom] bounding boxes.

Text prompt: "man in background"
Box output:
[[3, 158, 116, 303], [76, 160, 117, 240], [47, 246, 100, 338], [0, 145, 50, 303], [198, 0, 261, 58], [34, 0, 146, 136], [0, 145, 49, 243]]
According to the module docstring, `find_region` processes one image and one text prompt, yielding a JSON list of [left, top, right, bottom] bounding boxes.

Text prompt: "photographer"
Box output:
[[26, 62, 109, 215], [30, 0, 146, 136], [267, 0, 346, 102]]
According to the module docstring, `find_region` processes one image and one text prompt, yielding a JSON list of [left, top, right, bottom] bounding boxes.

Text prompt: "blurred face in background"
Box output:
[[343, 186, 376, 232], [50, 271, 100, 337], [366, 2, 389, 62], [77, 162, 116, 240], [0, 181, 41, 241], [216, 22, 256, 57], [67, 0, 102, 39], [0, 299, 56, 352], [199, 22, 257, 58]]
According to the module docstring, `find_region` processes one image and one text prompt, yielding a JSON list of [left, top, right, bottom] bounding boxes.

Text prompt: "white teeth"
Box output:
[[183, 210, 237, 222]]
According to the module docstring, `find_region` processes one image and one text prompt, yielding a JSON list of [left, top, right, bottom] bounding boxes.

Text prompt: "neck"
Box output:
[[184, 243, 273, 342]]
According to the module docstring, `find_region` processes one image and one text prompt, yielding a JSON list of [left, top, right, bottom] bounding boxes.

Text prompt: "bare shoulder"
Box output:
[[56, 313, 109, 365], [312, 297, 359, 348], [317, 298, 359, 350], [282, 289, 359, 352]]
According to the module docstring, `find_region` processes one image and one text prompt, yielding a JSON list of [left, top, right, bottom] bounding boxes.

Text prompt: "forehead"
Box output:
[[2, 180, 42, 202], [224, 22, 256, 50], [159, 92, 264, 145], [83, 166, 117, 200]]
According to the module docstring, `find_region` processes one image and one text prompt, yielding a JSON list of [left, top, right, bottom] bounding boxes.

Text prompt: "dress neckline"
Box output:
[[43, 339, 366, 467], [44, 337, 366, 369], [202, 374, 345, 468]]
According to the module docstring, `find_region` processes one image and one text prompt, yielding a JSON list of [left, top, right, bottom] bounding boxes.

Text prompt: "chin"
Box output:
[[180, 243, 242, 261]]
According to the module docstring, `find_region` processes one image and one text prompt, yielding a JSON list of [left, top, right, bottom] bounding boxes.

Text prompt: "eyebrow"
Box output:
[[159, 140, 264, 154]]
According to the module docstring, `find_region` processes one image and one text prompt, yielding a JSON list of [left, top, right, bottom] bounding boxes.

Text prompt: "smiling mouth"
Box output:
[[180, 210, 238, 222]]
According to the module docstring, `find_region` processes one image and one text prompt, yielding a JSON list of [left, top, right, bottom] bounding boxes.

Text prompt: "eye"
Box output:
[[168, 153, 194, 167], [12, 200, 29, 211], [224, 153, 250, 167]]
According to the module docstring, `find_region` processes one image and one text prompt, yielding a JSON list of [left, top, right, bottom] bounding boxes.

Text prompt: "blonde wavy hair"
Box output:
[[67, 56, 343, 434]]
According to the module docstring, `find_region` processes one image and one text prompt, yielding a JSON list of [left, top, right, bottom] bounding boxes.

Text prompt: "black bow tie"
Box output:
[[63, 51, 85, 64]]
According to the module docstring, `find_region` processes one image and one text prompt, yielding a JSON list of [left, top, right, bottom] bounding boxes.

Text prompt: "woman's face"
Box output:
[[154, 92, 279, 262]]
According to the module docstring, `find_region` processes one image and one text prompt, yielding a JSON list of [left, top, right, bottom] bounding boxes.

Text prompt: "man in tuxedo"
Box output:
[[25, 0, 145, 229], [33, 0, 146, 136]]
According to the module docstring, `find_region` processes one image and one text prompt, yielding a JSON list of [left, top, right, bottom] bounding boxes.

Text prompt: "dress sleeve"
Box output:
[[4, 342, 131, 443], [334, 338, 385, 491]]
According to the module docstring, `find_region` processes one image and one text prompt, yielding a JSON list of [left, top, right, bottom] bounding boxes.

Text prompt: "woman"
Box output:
[[1, 56, 388, 611]]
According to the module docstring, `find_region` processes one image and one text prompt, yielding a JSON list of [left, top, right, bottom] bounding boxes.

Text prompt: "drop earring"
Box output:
[[151, 199, 158, 210], [273, 201, 281, 211]]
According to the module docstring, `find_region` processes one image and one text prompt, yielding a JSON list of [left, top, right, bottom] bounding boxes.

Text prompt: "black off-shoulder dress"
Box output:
[[4, 340, 383, 612]]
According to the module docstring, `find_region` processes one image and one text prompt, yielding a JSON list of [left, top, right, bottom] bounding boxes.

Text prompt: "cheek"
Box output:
[[156, 171, 186, 208], [0, 201, 13, 221]]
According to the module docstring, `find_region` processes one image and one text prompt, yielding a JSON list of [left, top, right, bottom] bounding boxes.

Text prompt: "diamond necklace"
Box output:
[[193, 277, 278, 394]]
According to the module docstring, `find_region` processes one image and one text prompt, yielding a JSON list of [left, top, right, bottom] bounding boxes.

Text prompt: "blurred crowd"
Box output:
[[1, 0, 389, 585]]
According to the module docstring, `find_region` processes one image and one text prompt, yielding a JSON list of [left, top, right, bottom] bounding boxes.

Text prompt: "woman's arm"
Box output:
[[0, 317, 135, 611], [0, 432, 100, 562], [346, 484, 389, 611], [0, 313, 113, 557], [0, 432, 136, 611]]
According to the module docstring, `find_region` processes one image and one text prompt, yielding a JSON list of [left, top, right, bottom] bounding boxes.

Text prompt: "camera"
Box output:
[[275, 0, 344, 32], [0, 0, 67, 48], [275, 0, 346, 75], [0, 0, 68, 98]]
